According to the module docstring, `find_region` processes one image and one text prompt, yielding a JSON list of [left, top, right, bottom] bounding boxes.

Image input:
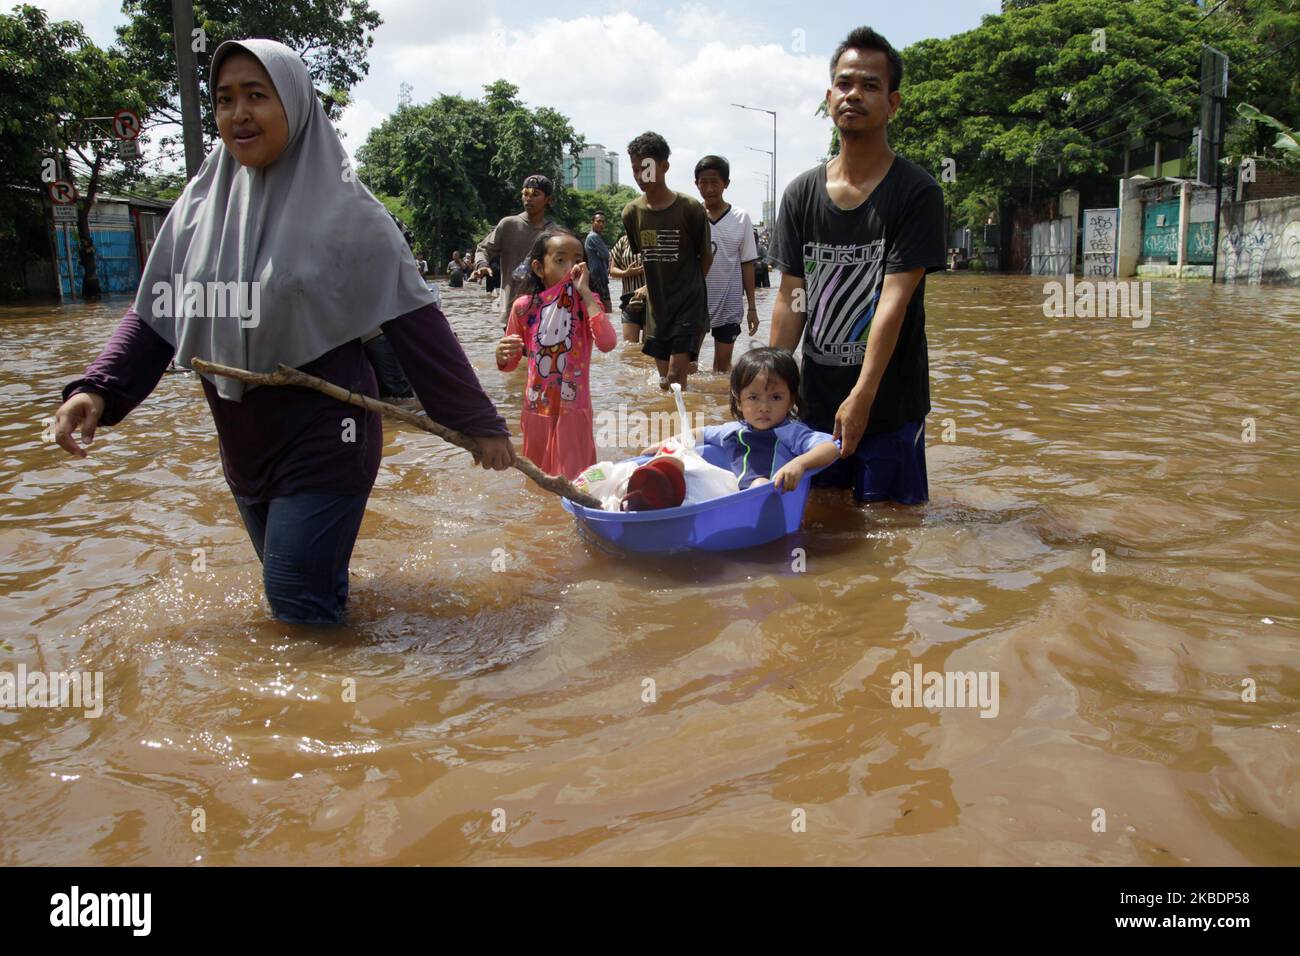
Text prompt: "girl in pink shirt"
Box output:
[[496, 228, 617, 478]]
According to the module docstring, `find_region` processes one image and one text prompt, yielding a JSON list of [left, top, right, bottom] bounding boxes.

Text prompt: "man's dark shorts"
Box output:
[[710, 322, 741, 344], [642, 329, 699, 360], [812, 417, 928, 504], [688, 322, 741, 362], [619, 292, 645, 327]]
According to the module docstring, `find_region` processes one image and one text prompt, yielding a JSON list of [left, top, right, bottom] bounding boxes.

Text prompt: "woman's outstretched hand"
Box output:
[[470, 434, 516, 471], [52, 392, 106, 458]]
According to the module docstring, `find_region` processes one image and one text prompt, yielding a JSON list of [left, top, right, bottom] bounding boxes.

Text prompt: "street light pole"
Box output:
[[733, 103, 777, 224], [746, 146, 774, 225]]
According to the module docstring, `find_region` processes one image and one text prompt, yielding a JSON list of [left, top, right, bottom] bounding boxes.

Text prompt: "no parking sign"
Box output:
[[112, 108, 141, 141], [48, 180, 77, 205]]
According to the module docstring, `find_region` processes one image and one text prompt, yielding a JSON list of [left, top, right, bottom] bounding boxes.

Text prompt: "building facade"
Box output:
[[562, 145, 620, 192]]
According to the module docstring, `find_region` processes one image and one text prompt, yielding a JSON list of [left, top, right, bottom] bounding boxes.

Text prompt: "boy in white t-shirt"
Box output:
[[693, 155, 759, 373]]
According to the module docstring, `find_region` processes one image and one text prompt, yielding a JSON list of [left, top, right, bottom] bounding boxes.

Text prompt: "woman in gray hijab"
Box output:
[[51, 39, 514, 626]]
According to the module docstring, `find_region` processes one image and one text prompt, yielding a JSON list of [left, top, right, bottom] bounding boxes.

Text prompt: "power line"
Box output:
[[1070, 4, 1244, 137], [1069, 7, 1299, 143], [1082, 28, 1300, 151]]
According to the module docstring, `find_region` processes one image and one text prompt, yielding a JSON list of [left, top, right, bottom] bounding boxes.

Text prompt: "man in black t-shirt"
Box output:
[[769, 26, 945, 505]]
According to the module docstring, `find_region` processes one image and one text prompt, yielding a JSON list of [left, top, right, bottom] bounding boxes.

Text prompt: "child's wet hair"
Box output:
[[519, 227, 585, 297], [729, 347, 802, 421]]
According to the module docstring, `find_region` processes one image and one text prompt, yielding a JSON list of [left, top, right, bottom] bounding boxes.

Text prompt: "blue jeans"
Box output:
[[234, 492, 369, 625]]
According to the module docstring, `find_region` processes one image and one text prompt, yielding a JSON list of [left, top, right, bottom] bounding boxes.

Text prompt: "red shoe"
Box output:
[[621, 456, 686, 511]]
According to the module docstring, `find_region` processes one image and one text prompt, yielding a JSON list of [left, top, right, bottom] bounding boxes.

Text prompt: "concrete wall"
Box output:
[[1116, 176, 1146, 278], [1186, 186, 1216, 265], [1218, 195, 1300, 285]]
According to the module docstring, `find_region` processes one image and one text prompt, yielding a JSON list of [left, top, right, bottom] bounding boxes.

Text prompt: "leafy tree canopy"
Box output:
[[357, 80, 586, 264]]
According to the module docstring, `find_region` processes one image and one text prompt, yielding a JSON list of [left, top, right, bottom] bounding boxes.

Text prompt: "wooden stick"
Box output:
[[189, 358, 604, 509]]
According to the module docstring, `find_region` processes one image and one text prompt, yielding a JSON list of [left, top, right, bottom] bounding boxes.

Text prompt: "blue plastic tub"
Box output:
[[562, 443, 828, 553]]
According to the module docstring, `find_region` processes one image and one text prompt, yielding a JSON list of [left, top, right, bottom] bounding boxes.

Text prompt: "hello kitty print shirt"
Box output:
[[501, 277, 616, 479]]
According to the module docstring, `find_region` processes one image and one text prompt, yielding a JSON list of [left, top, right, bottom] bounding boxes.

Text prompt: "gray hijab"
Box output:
[[134, 38, 435, 400]]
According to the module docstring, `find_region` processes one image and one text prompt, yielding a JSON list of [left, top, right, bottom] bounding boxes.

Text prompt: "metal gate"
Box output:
[[1142, 199, 1180, 261], [1082, 207, 1119, 277], [1030, 216, 1074, 275], [55, 224, 142, 296]]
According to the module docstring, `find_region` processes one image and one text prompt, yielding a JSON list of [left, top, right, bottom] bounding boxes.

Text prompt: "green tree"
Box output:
[[564, 184, 641, 247], [357, 81, 584, 265], [0, 6, 159, 298], [814, 0, 1294, 228], [1219, 0, 1300, 162], [60, 43, 160, 297], [0, 6, 84, 295], [114, 0, 381, 154], [897, 0, 1255, 225], [1236, 102, 1300, 165], [125, 170, 189, 201]]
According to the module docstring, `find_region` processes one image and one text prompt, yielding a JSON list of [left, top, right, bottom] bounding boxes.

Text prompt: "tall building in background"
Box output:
[[562, 144, 620, 191]]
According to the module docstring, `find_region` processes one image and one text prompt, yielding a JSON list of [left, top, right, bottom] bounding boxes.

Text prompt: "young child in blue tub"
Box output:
[[642, 347, 839, 493]]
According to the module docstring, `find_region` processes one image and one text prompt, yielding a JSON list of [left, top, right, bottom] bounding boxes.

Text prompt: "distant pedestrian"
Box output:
[[584, 212, 613, 313], [692, 154, 758, 373], [473, 174, 558, 327], [621, 131, 712, 390], [609, 232, 646, 343]]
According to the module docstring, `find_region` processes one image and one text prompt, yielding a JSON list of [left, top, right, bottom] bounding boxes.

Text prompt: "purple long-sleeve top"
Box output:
[[63, 304, 510, 503]]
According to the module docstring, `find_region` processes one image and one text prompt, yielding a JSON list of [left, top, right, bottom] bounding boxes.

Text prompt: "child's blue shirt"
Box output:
[[699, 418, 837, 489]]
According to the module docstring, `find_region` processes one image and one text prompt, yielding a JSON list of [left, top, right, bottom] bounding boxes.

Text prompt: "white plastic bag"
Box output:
[[578, 383, 740, 511], [574, 459, 641, 511], [648, 437, 739, 506]]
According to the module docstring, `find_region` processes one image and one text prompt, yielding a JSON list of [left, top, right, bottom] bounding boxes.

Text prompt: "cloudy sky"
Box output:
[[36, 0, 997, 220]]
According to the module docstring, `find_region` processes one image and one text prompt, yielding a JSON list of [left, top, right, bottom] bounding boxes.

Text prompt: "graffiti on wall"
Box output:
[[1082, 208, 1118, 277], [1219, 196, 1300, 285], [1186, 222, 1216, 264]]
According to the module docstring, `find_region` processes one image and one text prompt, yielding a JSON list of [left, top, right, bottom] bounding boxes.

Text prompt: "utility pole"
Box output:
[[171, 0, 205, 179], [746, 146, 774, 223], [1202, 46, 1229, 284]]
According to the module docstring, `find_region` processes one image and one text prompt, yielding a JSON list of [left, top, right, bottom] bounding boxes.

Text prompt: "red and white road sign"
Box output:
[[112, 108, 141, 141], [48, 180, 78, 204]]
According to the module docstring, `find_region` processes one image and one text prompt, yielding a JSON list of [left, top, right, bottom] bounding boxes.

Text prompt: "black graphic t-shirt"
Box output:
[[769, 155, 945, 436], [621, 192, 711, 340]]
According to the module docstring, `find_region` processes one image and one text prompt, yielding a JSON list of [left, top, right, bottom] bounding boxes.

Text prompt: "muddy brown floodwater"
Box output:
[[1, 273, 1297, 865]]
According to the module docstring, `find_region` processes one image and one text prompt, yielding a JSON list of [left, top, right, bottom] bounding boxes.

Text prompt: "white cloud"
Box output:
[[379, 10, 831, 223], [27, 0, 850, 221], [664, 2, 763, 43], [337, 96, 387, 161], [369, 0, 491, 50], [28, 0, 125, 47]]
